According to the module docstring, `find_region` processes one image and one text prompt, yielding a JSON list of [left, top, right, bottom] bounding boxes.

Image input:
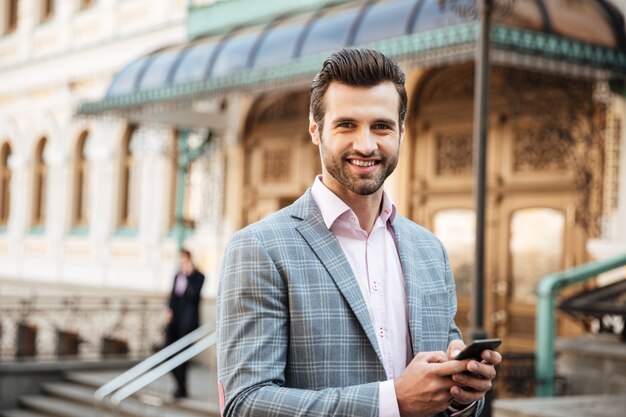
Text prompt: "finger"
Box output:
[[462, 360, 496, 380], [452, 370, 493, 392], [481, 349, 502, 365], [450, 385, 485, 405], [432, 359, 469, 376], [419, 351, 448, 364], [447, 340, 465, 359]]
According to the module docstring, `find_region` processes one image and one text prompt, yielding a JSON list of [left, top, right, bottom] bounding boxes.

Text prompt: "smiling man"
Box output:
[[217, 48, 501, 417]]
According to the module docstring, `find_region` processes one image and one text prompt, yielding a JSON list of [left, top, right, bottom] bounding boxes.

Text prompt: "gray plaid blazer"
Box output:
[[217, 190, 483, 417]]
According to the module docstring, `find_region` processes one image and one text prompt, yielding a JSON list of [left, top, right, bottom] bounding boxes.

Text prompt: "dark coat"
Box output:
[[166, 269, 205, 343]]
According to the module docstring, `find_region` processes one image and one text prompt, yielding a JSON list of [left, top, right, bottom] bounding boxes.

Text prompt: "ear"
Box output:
[[309, 113, 320, 146], [399, 122, 406, 145]]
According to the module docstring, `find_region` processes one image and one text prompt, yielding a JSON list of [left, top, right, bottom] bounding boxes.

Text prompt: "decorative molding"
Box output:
[[261, 148, 292, 183], [513, 128, 568, 172], [435, 133, 472, 176], [255, 91, 309, 126]]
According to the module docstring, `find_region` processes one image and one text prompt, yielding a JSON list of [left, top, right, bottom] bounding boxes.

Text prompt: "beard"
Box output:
[[319, 136, 399, 196]]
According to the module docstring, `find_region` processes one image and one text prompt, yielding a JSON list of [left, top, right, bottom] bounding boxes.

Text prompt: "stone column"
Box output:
[[85, 118, 124, 287], [131, 124, 172, 290]]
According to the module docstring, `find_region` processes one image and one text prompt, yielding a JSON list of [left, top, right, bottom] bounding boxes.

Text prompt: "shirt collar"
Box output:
[[310, 175, 397, 229]]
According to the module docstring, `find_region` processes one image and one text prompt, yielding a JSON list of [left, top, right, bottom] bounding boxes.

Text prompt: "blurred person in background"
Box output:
[[166, 249, 205, 399]]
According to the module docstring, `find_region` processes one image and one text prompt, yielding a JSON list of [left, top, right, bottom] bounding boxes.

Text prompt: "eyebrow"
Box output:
[[330, 117, 398, 127], [372, 118, 398, 127]]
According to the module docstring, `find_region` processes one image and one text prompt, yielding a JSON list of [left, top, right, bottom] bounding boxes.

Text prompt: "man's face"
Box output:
[[309, 81, 403, 198], [180, 254, 193, 275]]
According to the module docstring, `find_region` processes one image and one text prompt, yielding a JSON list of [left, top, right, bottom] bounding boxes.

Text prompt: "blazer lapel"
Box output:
[[393, 218, 423, 356], [291, 191, 384, 366]]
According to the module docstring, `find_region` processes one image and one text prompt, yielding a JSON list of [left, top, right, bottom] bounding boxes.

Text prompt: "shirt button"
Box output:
[[379, 328, 384, 337], [373, 282, 379, 291]]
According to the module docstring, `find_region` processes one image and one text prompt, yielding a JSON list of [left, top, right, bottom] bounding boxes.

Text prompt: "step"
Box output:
[[63, 370, 123, 389], [0, 409, 50, 417], [494, 394, 626, 417], [168, 397, 221, 417], [19, 395, 104, 417], [41, 382, 208, 417]]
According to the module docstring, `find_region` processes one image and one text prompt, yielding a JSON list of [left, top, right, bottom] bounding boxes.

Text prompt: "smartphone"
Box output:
[[454, 338, 501, 361]]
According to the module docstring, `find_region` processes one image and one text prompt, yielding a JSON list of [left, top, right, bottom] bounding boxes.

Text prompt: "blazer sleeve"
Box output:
[[217, 230, 380, 417]]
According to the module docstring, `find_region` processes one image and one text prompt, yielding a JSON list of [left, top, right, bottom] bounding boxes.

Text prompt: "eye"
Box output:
[[337, 121, 355, 129], [373, 123, 392, 130]]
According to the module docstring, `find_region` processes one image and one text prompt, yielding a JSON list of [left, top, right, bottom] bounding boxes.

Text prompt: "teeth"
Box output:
[[351, 160, 376, 167]]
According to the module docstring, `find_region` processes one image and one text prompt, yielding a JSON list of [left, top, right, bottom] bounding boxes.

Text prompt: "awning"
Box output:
[[78, 0, 626, 122]]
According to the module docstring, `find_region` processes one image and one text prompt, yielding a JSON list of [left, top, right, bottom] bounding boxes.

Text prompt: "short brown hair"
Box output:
[[310, 48, 407, 130]]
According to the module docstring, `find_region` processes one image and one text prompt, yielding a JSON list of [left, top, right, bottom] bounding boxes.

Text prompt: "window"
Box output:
[[183, 158, 203, 229], [32, 137, 47, 228], [41, 0, 54, 21], [118, 126, 137, 229], [0, 142, 11, 226], [6, 0, 19, 33], [72, 131, 89, 228], [433, 209, 475, 298], [79, 0, 94, 10], [510, 208, 564, 303]]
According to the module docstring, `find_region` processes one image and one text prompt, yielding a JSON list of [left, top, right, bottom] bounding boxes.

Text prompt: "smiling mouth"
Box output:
[[348, 159, 378, 167]]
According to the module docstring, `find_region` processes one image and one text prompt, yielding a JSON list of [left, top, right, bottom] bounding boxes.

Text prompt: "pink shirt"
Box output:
[[174, 273, 188, 296], [311, 177, 475, 417], [311, 177, 408, 417]]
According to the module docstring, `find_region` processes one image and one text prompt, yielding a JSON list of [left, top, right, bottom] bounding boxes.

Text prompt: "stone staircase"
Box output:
[[0, 366, 221, 417]]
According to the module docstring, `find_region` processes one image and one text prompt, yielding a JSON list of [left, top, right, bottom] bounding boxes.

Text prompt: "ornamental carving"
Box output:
[[420, 64, 475, 104], [435, 133, 472, 176], [256, 91, 309, 126], [262, 148, 292, 183], [513, 129, 568, 172]]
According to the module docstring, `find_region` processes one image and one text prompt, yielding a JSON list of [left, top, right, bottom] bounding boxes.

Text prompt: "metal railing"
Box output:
[[535, 253, 626, 397], [94, 321, 216, 411]]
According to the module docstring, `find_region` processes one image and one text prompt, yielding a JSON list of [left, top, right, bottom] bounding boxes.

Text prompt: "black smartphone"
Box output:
[[455, 338, 501, 361]]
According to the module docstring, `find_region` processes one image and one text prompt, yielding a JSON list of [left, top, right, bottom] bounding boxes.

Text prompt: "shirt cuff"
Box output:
[[448, 401, 477, 417], [379, 379, 401, 417]]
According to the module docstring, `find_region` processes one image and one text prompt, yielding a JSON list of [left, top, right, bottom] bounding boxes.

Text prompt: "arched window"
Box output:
[[510, 208, 565, 303], [5, 0, 20, 33], [32, 137, 47, 228], [433, 208, 476, 298], [40, 0, 54, 22], [118, 125, 137, 229], [183, 158, 203, 229], [72, 131, 89, 228], [0, 142, 11, 226], [79, 0, 94, 11]]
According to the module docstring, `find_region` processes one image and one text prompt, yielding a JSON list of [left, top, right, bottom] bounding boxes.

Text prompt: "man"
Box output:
[[166, 249, 205, 398], [217, 48, 501, 417]]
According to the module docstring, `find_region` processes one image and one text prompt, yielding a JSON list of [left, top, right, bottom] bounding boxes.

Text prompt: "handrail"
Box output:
[[94, 321, 214, 402], [111, 331, 216, 405], [535, 253, 626, 397]]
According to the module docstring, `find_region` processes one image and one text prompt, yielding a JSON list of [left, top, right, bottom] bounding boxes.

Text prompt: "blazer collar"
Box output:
[[291, 190, 385, 366]]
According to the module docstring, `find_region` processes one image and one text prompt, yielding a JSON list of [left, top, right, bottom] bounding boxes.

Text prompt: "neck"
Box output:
[[327, 184, 383, 234]]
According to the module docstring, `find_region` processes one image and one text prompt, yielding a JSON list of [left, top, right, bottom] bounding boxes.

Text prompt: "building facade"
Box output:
[[0, 0, 199, 295], [1, 0, 626, 356]]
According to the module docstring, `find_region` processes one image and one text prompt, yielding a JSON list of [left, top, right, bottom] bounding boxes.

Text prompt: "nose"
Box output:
[[352, 129, 377, 155]]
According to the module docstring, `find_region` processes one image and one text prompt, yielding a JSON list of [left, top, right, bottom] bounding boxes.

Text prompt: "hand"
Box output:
[[394, 351, 468, 417], [449, 345, 502, 406]]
